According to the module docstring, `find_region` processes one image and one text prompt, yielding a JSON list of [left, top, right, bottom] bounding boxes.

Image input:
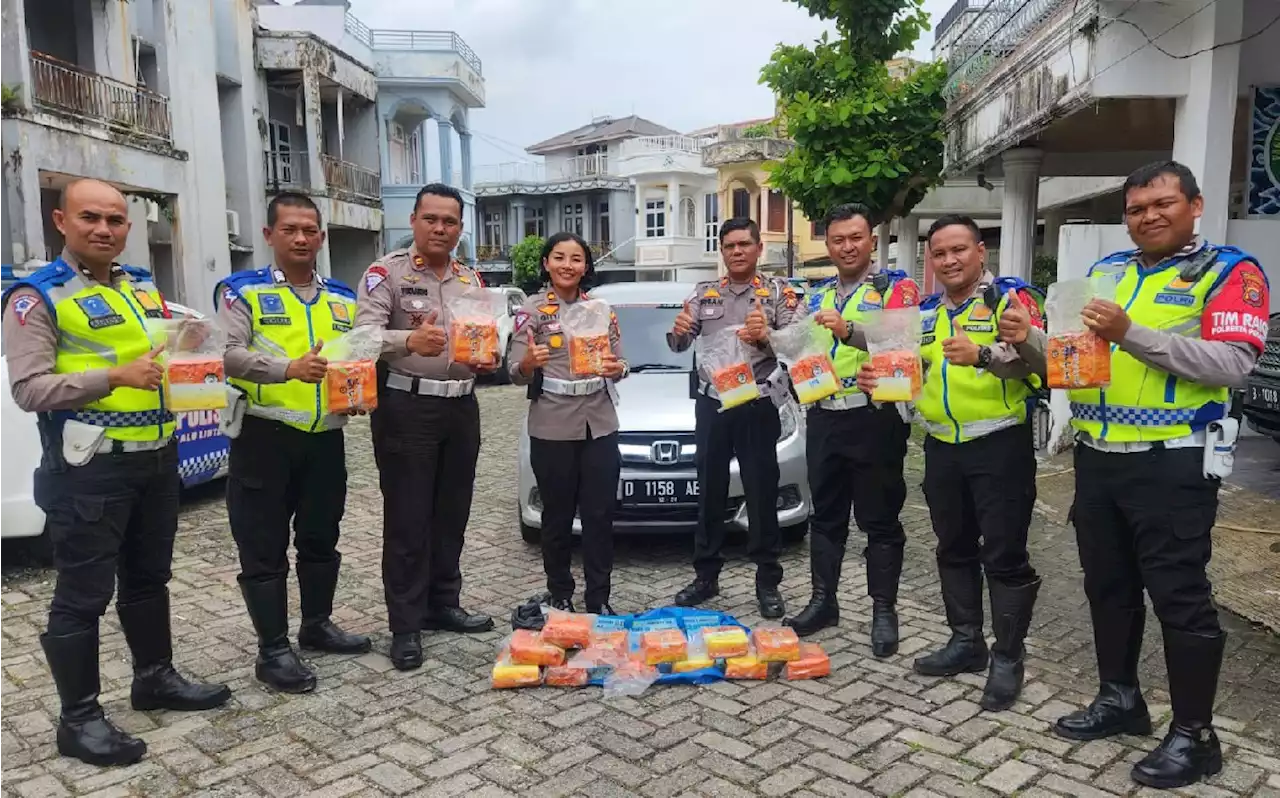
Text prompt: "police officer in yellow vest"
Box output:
[[784, 204, 920, 656], [1, 179, 230, 767], [856, 214, 1044, 713], [216, 193, 371, 695], [1047, 162, 1270, 790]]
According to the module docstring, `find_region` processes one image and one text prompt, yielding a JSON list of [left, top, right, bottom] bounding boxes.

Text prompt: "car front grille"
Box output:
[[617, 432, 697, 466]]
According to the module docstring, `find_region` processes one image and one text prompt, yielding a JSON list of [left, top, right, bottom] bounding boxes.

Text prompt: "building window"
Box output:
[[597, 201, 610, 245], [645, 199, 666, 237], [483, 211, 504, 247], [680, 197, 696, 238], [731, 188, 751, 219], [267, 121, 293, 185], [704, 193, 720, 252], [524, 207, 545, 238], [389, 121, 423, 186], [811, 220, 827, 239], [564, 203, 584, 236], [766, 190, 787, 233]]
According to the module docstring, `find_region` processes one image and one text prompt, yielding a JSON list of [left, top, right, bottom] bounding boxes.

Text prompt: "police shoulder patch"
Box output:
[[364, 265, 389, 293], [10, 294, 39, 325]]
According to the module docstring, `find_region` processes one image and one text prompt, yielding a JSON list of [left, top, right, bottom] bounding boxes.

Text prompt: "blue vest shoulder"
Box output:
[[1, 260, 75, 309], [806, 289, 826, 313], [321, 277, 357, 301], [215, 268, 275, 304], [1088, 249, 1139, 276], [1206, 244, 1264, 276], [883, 269, 910, 283], [119, 264, 154, 283], [920, 293, 943, 311]]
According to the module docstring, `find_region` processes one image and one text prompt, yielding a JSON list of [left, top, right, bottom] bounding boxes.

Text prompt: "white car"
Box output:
[[516, 281, 811, 542], [1, 294, 229, 549], [487, 285, 528, 385]]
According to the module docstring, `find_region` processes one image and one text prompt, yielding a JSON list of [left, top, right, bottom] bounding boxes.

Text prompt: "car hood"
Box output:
[[615, 372, 695, 433]]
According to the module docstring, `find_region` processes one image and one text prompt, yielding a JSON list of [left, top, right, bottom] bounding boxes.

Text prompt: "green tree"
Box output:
[[760, 0, 947, 224], [510, 235, 544, 294]]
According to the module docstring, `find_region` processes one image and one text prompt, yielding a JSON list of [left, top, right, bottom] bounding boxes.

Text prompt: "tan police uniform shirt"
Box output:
[[217, 267, 319, 384], [507, 288, 624, 441], [354, 247, 486, 381], [666, 273, 801, 382], [2, 251, 135, 412]]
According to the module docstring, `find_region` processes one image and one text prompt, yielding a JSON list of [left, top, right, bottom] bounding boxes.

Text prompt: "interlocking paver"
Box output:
[[2, 386, 1278, 798]]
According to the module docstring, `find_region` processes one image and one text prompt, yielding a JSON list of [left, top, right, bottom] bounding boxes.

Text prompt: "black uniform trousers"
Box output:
[[225, 415, 347, 583], [372, 388, 480, 634], [921, 423, 1038, 587], [529, 431, 620, 608], [806, 404, 909, 595], [35, 443, 179, 636], [1072, 444, 1220, 637], [693, 394, 783, 588]]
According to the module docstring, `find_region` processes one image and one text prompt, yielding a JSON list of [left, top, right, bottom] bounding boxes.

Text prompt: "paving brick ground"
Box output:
[[3, 384, 1279, 797]]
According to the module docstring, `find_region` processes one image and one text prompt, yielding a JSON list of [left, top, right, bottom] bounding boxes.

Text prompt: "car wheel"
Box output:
[[520, 513, 541, 544], [782, 520, 809, 544]]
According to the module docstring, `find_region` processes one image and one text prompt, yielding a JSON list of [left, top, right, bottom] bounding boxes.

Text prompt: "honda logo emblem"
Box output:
[[651, 441, 680, 465]]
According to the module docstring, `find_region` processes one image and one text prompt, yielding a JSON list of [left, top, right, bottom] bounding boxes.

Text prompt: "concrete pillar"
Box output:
[[998, 147, 1043, 280], [460, 131, 473, 190], [379, 116, 392, 185], [635, 183, 647, 237], [897, 214, 920, 279], [335, 88, 345, 160], [877, 221, 892, 269], [302, 68, 325, 192], [1042, 209, 1065, 261], [506, 199, 522, 246], [1172, 0, 1242, 244], [1, 0, 33, 109], [437, 119, 454, 187], [666, 176, 680, 239], [2, 137, 44, 264], [515, 202, 526, 244]]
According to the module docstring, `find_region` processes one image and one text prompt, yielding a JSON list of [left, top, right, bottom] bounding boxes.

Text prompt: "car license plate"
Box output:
[[619, 478, 699, 505], [1247, 382, 1280, 411]]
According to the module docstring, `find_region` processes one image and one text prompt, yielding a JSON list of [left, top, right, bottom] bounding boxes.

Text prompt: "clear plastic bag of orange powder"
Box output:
[[319, 325, 382, 413], [149, 318, 227, 412], [562, 299, 614, 377], [696, 326, 760, 411], [1045, 276, 1115, 390], [445, 288, 502, 367], [864, 307, 923, 402], [771, 318, 839, 405]]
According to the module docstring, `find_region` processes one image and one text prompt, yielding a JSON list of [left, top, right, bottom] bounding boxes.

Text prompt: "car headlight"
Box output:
[[778, 401, 798, 441]]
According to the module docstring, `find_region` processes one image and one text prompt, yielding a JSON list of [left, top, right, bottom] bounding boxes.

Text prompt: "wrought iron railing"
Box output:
[[29, 51, 172, 143], [344, 12, 483, 75], [321, 154, 380, 201], [944, 0, 1073, 99]]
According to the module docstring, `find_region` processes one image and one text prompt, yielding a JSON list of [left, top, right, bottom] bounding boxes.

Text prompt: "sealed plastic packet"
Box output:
[[492, 647, 543, 689], [151, 318, 227, 411], [506, 629, 566, 667], [590, 615, 630, 654], [864, 307, 923, 402], [701, 626, 750, 660], [1045, 276, 1115, 389], [446, 288, 502, 367], [602, 657, 660, 699], [639, 629, 688, 666], [562, 299, 614, 377], [771, 318, 839, 404], [541, 610, 596, 650], [785, 643, 831, 680], [696, 326, 760, 411], [752, 626, 802, 662], [724, 650, 771, 680], [319, 325, 382, 413]]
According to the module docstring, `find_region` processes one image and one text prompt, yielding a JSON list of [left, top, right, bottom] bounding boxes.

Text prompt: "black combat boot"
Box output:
[[1055, 606, 1152, 740], [979, 578, 1040, 711], [117, 593, 232, 711], [41, 629, 147, 766], [1131, 629, 1226, 789], [913, 565, 989, 676], [296, 559, 372, 654], [240, 578, 316, 693], [674, 578, 719, 607], [785, 546, 840, 636], [866, 542, 904, 657]]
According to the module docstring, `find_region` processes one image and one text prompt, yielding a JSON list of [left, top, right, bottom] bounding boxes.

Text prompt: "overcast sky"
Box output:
[[346, 0, 954, 168]]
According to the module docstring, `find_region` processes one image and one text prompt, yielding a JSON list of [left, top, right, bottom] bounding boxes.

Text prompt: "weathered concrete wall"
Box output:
[[257, 34, 377, 102], [373, 51, 484, 107]]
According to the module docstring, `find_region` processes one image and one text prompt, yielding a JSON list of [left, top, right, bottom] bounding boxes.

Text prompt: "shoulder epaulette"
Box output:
[[321, 276, 357, 300], [919, 293, 943, 311]]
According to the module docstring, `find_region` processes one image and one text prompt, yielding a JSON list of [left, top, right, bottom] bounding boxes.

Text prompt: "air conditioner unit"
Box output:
[[225, 210, 240, 239], [144, 200, 160, 224]]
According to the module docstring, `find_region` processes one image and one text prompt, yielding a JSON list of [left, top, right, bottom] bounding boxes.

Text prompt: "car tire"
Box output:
[[520, 514, 541, 544], [782, 520, 809, 544]]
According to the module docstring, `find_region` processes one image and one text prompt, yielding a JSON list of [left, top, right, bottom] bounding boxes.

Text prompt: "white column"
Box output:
[[635, 183, 646, 238], [897, 214, 920, 278], [506, 200, 522, 246], [418, 121, 430, 183], [877, 221, 892, 269], [460, 131, 473, 190], [515, 203, 526, 244], [998, 147, 1043, 280], [437, 119, 454, 187], [302, 68, 324, 192], [1042, 208, 1065, 261], [1172, 0, 1242, 244], [666, 176, 680, 239], [379, 116, 392, 184], [335, 88, 345, 160]]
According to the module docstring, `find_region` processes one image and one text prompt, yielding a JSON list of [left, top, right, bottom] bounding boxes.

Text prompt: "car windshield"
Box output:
[[612, 304, 692, 372]]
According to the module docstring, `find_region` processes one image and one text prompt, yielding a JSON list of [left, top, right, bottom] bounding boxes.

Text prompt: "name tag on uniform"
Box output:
[[260, 316, 292, 326], [74, 295, 125, 329], [400, 286, 432, 296], [922, 335, 936, 345], [1154, 292, 1196, 307], [962, 323, 994, 333]]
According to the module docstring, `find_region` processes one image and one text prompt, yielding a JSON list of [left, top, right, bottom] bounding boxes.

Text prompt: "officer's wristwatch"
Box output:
[[976, 345, 993, 369]]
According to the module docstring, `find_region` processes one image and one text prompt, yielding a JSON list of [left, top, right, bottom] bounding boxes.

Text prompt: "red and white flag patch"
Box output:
[[10, 294, 39, 325], [364, 265, 388, 293]]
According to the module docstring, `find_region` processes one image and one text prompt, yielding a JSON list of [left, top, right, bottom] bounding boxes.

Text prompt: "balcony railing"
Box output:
[[264, 150, 309, 192], [321, 154, 380, 201], [474, 154, 622, 187], [29, 51, 172, 143], [628, 135, 703, 154], [945, 0, 1071, 98], [565, 153, 610, 178], [344, 12, 482, 75]]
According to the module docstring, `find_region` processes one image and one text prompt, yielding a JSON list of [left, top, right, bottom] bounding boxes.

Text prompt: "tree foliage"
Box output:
[[760, 0, 947, 224], [510, 235, 545, 293]]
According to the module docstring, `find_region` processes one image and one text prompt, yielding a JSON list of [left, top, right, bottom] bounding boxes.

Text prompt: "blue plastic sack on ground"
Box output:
[[586, 606, 750, 688]]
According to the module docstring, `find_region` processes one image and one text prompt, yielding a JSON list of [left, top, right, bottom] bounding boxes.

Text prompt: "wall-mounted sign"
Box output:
[[1247, 85, 1280, 218]]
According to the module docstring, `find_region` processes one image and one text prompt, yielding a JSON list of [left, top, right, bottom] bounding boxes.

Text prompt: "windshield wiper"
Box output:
[[629, 363, 686, 373]]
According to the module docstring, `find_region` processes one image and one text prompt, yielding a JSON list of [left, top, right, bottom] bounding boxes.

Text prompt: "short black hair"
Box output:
[[927, 214, 983, 246], [414, 183, 465, 216], [823, 202, 875, 231], [267, 192, 322, 227], [1123, 160, 1201, 202], [718, 217, 760, 244], [539, 232, 596, 288]]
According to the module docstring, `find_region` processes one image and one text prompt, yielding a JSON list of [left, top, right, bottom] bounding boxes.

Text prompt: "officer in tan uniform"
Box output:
[[355, 183, 495, 671], [1, 179, 229, 767], [508, 232, 627, 615], [667, 216, 801, 618]]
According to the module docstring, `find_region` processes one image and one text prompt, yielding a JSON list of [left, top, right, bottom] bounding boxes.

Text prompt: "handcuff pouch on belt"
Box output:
[[220, 386, 249, 439], [60, 418, 107, 467]]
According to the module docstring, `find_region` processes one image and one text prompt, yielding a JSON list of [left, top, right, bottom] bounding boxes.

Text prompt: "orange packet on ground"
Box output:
[[164, 357, 226, 411], [569, 334, 611, 377], [326, 360, 378, 412], [449, 318, 499, 366], [785, 643, 831, 680], [507, 629, 566, 667], [752, 627, 801, 662], [1046, 331, 1111, 389], [590, 630, 630, 653], [544, 664, 590, 687], [870, 351, 922, 402], [541, 612, 594, 650], [724, 654, 770, 680], [788, 353, 840, 404], [640, 629, 688, 665], [701, 626, 750, 660], [711, 362, 760, 409]]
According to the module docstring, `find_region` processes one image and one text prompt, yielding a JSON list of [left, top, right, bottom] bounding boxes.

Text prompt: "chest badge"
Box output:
[[538, 304, 559, 316], [329, 302, 350, 323], [412, 299, 425, 310], [549, 333, 564, 349], [258, 294, 286, 316], [754, 288, 770, 298], [74, 295, 125, 329], [703, 288, 720, 299], [863, 289, 882, 306], [969, 303, 993, 321]]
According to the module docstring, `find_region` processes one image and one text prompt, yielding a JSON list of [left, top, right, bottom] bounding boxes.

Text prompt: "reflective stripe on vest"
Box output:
[[816, 280, 888, 398], [229, 282, 357, 433], [915, 293, 1031, 444], [1067, 247, 1241, 443]]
